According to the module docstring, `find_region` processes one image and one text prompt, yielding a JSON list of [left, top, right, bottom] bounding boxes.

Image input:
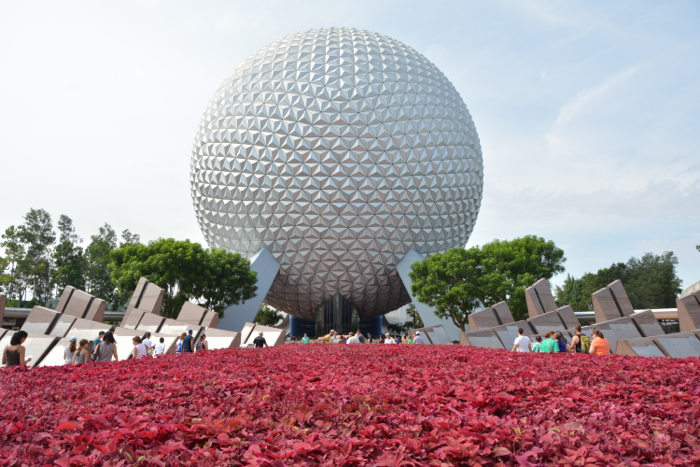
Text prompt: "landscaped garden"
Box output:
[[1, 345, 699, 466]]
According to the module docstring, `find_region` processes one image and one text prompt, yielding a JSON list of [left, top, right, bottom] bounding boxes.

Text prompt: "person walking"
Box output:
[[91, 331, 105, 361], [539, 332, 559, 353], [567, 325, 591, 353], [92, 331, 105, 350], [131, 336, 148, 359], [182, 330, 194, 353], [94, 331, 118, 362], [196, 333, 209, 351], [413, 331, 425, 344], [511, 328, 531, 352], [531, 336, 542, 353], [554, 332, 568, 353], [154, 337, 166, 356], [401, 333, 408, 344], [356, 331, 366, 344], [301, 333, 310, 343], [2, 331, 32, 367], [64, 336, 78, 364], [73, 339, 90, 364], [346, 332, 358, 344], [384, 333, 396, 344], [253, 332, 268, 348], [176, 333, 186, 354], [589, 330, 611, 355], [142, 332, 154, 355]]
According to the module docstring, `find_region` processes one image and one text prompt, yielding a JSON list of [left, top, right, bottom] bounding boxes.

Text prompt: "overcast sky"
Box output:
[[1, 0, 698, 290]]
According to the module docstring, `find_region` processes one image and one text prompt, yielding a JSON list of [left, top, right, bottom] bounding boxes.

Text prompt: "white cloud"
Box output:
[[553, 65, 640, 128]]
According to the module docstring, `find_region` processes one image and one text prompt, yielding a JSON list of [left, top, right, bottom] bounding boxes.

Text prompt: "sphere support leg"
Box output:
[[396, 249, 464, 342], [218, 247, 281, 333]]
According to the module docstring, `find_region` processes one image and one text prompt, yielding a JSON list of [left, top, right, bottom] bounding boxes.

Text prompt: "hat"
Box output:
[[69, 336, 77, 341], [416, 331, 420, 335], [188, 330, 193, 334]]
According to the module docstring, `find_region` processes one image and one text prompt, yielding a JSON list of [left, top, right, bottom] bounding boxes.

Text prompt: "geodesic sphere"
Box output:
[[191, 27, 483, 320]]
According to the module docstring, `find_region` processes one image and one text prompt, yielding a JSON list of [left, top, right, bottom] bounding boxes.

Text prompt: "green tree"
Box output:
[[478, 235, 566, 319], [0, 226, 28, 301], [52, 215, 87, 294], [19, 208, 56, 303], [110, 238, 258, 318], [193, 247, 259, 316], [57, 215, 80, 244], [409, 248, 486, 331], [410, 236, 566, 327], [554, 273, 601, 311], [0, 256, 10, 293], [120, 229, 141, 248], [554, 275, 585, 310], [254, 303, 284, 326], [405, 302, 424, 328], [85, 223, 118, 303], [556, 252, 682, 311], [622, 252, 682, 308]]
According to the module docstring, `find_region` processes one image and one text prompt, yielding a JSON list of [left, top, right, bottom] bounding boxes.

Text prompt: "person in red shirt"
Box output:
[[589, 329, 611, 355]]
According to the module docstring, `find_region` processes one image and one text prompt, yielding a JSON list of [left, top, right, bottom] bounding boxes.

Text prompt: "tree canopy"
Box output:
[[86, 224, 118, 304], [53, 215, 86, 293], [555, 252, 682, 310], [110, 238, 258, 318], [0, 209, 140, 308], [254, 304, 284, 327], [0, 209, 259, 318], [409, 236, 566, 329]]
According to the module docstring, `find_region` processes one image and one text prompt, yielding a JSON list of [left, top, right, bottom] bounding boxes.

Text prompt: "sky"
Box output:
[[1, 0, 698, 291]]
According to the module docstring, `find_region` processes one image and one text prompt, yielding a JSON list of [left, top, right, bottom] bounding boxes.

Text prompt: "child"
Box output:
[[154, 337, 166, 357], [531, 336, 542, 352]]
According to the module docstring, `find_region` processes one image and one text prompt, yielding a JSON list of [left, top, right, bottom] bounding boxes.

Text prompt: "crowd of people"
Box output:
[[291, 330, 426, 344], [1, 327, 212, 367], [2, 323, 612, 367], [511, 325, 610, 355]]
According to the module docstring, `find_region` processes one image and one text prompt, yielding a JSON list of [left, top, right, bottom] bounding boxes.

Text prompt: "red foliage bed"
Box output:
[[1, 345, 699, 466]]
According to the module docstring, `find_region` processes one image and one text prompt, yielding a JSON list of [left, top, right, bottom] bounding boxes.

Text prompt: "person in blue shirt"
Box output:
[[555, 332, 568, 353], [182, 330, 194, 353], [91, 331, 105, 361]]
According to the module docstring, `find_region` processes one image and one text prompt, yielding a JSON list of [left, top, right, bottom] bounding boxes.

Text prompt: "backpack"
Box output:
[[579, 334, 592, 353]]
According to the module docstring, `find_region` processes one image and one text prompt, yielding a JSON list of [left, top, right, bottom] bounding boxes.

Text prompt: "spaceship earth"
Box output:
[[191, 27, 483, 320]]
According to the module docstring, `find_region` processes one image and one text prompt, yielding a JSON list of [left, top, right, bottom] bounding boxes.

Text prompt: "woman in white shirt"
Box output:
[[64, 336, 78, 364], [175, 333, 186, 354], [131, 336, 148, 359]]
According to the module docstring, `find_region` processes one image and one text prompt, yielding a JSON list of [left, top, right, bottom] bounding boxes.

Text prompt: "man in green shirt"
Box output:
[[301, 333, 310, 344]]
